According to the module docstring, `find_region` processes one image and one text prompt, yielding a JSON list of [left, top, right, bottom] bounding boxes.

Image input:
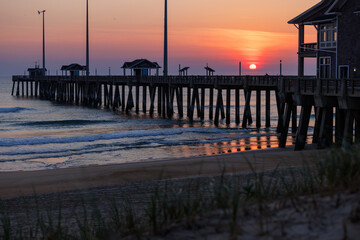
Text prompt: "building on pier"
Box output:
[[121, 59, 161, 77], [28, 65, 46, 78], [205, 66, 215, 76], [289, 0, 360, 79], [179, 66, 190, 76], [61, 63, 86, 77]]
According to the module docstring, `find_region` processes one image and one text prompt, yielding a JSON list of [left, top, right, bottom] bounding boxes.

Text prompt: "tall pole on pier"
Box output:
[[38, 10, 46, 75], [163, 0, 168, 77], [239, 61, 242, 76], [86, 0, 90, 77]]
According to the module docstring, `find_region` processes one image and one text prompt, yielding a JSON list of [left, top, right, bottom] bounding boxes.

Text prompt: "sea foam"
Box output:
[[0, 107, 31, 114], [0, 127, 250, 147]]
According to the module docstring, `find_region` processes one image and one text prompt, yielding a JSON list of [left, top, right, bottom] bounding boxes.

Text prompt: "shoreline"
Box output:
[[0, 145, 324, 199]]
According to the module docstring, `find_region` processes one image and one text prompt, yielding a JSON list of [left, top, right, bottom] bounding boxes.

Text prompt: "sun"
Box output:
[[249, 64, 257, 70]]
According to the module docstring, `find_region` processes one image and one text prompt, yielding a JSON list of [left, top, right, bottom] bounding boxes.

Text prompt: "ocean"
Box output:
[[0, 77, 306, 172]]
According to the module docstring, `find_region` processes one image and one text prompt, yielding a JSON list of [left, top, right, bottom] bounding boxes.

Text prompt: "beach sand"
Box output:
[[0, 146, 323, 199], [2, 146, 360, 240]]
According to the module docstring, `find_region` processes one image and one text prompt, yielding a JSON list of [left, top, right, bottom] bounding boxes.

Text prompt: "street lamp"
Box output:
[[38, 10, 46, 75], [86, 0, 90, 77], [163, 0, 168, 77]]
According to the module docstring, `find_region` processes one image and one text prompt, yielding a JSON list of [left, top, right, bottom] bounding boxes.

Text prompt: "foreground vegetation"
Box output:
[[1, 145, 360, 239]]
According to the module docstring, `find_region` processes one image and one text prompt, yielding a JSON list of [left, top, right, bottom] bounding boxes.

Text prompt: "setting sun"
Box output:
[[249, 64, 257, 70]]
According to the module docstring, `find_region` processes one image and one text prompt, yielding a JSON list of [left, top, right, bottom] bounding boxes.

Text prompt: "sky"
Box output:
[[0, 0, 320, 77]]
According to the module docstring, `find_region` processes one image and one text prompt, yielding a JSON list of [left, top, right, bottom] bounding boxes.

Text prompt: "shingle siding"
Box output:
[[337, 0, 360, 78]]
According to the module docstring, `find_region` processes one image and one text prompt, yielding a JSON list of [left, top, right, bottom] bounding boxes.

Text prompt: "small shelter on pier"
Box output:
[[121, 59, 161, 77], [179, 66, 190, 76], [28, 65, 46, 78], [61, 64, 86, 77], [205, 66, 215, 76], [289, 0, 360, 79]]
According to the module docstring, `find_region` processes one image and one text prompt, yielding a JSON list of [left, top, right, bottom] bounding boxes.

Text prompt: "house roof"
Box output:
[[61, 63, 86, 71], [326, 0, 349, 14], [122, 59, 161, 69], [204, 66, 215, 72], [288, 0, 337, 24]]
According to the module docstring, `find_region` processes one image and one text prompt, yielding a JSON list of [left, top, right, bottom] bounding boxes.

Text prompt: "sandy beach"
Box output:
[[2, 146, 360, 240], [0, 146, 323, 199]]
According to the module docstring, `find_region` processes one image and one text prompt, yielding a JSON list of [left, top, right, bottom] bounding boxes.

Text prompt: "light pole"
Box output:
[[239, 61, 242, 76], [86, 0, 90, 77], [38, 10, 46, 75], [163, 0, 168, 77]]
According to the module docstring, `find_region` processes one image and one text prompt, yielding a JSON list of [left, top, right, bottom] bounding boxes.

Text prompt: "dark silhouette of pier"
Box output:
[[11, 75, 360, 150]]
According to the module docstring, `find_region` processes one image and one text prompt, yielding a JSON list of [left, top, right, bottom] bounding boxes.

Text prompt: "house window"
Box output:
[[320, 24, 337, 48], [319, 57, 331, 79]]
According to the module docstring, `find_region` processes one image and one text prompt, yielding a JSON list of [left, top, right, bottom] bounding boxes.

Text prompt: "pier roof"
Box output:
[[179, 67, 190, 72], [122, 59, 161, 69], [204, 66, 215, 72], [61, 64, 86, 71], [28, 67, 47, 72]]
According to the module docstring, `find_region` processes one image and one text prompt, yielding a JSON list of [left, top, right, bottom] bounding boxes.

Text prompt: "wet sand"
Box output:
[[0, 146, 324, 199]]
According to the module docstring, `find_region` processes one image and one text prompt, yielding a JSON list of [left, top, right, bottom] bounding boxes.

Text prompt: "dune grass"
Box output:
[[1, 145, 360, 239]]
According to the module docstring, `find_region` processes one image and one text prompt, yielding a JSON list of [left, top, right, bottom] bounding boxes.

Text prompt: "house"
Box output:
[[289, 0, 360, 79], [28, 65, 46, 78], [121, 59, 161, 76], [61, 64, 86, 77]]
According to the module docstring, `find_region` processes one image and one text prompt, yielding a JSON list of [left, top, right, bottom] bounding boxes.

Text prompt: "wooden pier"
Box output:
[[279, 78, 360, 149], [11, 75, 360, 150]]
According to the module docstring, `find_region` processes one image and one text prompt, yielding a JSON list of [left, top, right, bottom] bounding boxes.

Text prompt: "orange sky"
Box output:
[[0, 0, 319, 76]]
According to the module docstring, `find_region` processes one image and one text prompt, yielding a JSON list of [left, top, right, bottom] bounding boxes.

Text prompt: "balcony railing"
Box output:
[[300, 43, 317, 53]]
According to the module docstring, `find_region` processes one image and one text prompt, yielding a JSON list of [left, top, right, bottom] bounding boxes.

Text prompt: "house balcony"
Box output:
[[298, 42, 317, 58]]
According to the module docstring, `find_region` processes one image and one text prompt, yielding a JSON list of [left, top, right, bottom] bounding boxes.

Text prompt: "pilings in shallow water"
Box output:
[[10, 75, 279, 128], [242, 90, 252, 128], [11, 81, 15, 96], [278, 78, 360, 150], [16, 75, 360, 150], [142, 85, 147, 114], [266, 90, 271, 128], [235, 88, 240, 124]]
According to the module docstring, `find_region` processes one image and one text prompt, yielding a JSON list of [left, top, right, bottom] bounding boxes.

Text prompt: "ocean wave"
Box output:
[[0, 127, 250, 147], [17, 119, 117, 127], [0, 107, 32, 114], [0, 132, 273, 162]]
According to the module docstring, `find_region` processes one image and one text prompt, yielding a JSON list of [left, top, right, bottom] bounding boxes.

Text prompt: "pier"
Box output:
[[11, 75, 360, 150]]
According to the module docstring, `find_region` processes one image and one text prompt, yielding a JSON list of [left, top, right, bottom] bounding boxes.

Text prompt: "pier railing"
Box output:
[[13, 75, 360, 97], [13, 75, 281, 88], [283, 77, 360, 97]]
